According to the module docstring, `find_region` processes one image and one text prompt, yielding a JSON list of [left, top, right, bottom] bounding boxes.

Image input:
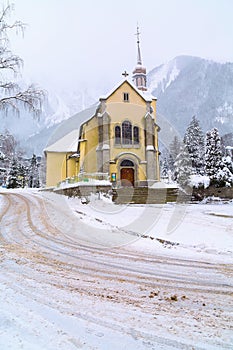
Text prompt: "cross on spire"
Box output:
[[122, 70, 129, 78], [135, 24, 142, 65], [132, 24, 147, 91], [135, 25, 140, 44]]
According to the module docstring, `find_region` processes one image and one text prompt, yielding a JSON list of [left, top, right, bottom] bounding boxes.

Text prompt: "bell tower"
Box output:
[[132, 26, 147, 91]]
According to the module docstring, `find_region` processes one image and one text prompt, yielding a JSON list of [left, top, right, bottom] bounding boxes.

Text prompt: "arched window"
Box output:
[[115, 125, 121, 144], [122, 121, 132, 144], [133, 126, 139, 144]]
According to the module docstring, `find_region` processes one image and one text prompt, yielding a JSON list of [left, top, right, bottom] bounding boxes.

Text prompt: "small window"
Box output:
[[123, 92, 129, 102], [133, 126, 139, 144], [115, 126, 121, 144]]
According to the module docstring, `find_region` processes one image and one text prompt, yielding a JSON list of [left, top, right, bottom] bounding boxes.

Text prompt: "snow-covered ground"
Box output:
[[67, 193, 233, 262], [0, 189, 232, 349]]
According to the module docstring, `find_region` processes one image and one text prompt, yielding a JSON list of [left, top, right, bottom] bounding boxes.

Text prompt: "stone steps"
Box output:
[[112, 187, 190, 204]]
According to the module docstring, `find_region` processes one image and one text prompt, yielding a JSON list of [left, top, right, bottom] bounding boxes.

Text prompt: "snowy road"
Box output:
[[0, 190, 232, 349]]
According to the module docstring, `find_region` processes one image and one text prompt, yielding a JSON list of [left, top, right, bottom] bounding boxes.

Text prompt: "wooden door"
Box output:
[[121, 168, 134, 186]]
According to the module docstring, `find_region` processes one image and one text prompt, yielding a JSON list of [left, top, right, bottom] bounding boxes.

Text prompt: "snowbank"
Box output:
[[56, 179, 112, 190], [67, 193, 233, 263], [189, 174, 210, 188], [150, 181, 178, 189]]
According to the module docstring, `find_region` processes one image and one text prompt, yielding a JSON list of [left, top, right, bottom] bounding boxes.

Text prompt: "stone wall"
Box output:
[[53, 185, 112, 197], [47, 184, 233, 203]]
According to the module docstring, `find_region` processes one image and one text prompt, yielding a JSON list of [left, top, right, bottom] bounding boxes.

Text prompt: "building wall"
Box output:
[[107, 81, 146, 106], [46, 152, 77, 187], [104, 81, 159, 185], [46, 81, 160, 187], [79, 117, 99, 174], [46, 152, 67, 187]]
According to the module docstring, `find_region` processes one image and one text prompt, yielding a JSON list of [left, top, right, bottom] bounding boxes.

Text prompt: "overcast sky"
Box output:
[[10, 0, 233, 94]]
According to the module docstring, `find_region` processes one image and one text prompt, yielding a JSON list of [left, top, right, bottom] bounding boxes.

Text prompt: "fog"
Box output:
[[10, 0, 233, 94]]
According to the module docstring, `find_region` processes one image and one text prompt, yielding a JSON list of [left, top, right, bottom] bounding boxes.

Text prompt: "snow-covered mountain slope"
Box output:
[[23, 104, 98, 156], [0, 87, 98, 155], [148, 55, 233, 135], [2, 55, 233, 156]]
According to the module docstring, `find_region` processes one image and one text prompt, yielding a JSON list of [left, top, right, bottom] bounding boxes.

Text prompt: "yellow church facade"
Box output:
[[45, 29, 160, 188]]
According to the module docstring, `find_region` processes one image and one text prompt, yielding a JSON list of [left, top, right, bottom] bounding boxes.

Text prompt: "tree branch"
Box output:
[[0, 3, 45, 117], [0, 3, 26, 37], [0, 81, 18, 90], [0, 85, 45, 116]]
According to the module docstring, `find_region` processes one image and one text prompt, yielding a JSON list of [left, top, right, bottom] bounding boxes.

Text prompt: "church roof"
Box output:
[[44, 104, 97, 153], [44, 129, 80, 152], [99, 78, 157, 102], [44, 78, 157, 154]]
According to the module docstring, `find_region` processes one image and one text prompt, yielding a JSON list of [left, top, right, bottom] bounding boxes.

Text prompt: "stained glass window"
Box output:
[[133, 126, 139, 144], [122, 121, 132, 144], [115, 126, 121, 144]]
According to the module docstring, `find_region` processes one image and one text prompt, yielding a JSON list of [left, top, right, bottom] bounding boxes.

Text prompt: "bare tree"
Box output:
[[0, 2, 44, 116]]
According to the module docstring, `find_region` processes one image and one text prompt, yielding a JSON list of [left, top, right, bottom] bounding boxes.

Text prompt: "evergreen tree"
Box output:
[[205, 128, 223, 186], [28, 154, 40, 188], [169, 136, 181, 171], [216, 155, 233, 187], [0, 150, 5, 161], [174, 144, 192, 187], [18, 163, 28, 188], [216, 164, 233, 187], [0, 130, 29, 184], [183, 116, 205, 174], [222, 154, 233, 174], [169, 136, 181, 160], [168, 154, 175, 172], [161, 157, 169, 178], [6, 158, 21, 188]]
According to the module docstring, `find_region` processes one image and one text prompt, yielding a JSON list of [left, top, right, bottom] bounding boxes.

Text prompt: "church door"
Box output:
[[120, 168, 134, 186]]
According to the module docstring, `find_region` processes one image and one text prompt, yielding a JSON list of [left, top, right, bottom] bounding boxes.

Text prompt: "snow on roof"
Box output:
[[43, 79, 157, 154], [100, 78, 157, 102], [44, 104, 97, 152], [44, 129, 80, 153]]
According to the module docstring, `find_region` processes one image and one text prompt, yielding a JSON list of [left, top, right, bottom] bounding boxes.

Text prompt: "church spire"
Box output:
[[136, 25, 142, 65], [132, 25, 147, 91]]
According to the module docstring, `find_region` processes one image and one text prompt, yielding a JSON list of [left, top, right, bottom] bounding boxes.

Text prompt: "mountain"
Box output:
[[0, 87, 98, 156], [27, 56, 233, 155], [1, 55, 233, 156], [147, 55, 233, 136]]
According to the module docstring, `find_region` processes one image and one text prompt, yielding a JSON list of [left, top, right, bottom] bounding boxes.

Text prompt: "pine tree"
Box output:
[[18, 163, 28, 188], [174, 144, 192, 187], [6, 158, 21, 188], [222, 154, 233, 174], [205, 128, 223, 186], [169, 136, 181, 171], [169, 136, 181, 160], [216, 164, 233, 187], [168, 154, 175, 172], [28, 154, 40, 188], [184, 116, 205, 174], [161, 157, 169, 178], [216, 155, 233, 187]]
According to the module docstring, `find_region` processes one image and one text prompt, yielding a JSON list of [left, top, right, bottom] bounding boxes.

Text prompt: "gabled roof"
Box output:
[[100, 78, 157, 102], [44, 79, 157, 154], [44, 105, 97, 153], [44, 129, 79, 152]]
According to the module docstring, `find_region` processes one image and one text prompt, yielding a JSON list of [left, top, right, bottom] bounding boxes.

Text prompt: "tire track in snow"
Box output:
[[0, 191, 233, 349]]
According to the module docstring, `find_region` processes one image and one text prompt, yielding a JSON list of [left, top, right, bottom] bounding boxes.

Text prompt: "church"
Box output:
[[45, 28, 160, 188]]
